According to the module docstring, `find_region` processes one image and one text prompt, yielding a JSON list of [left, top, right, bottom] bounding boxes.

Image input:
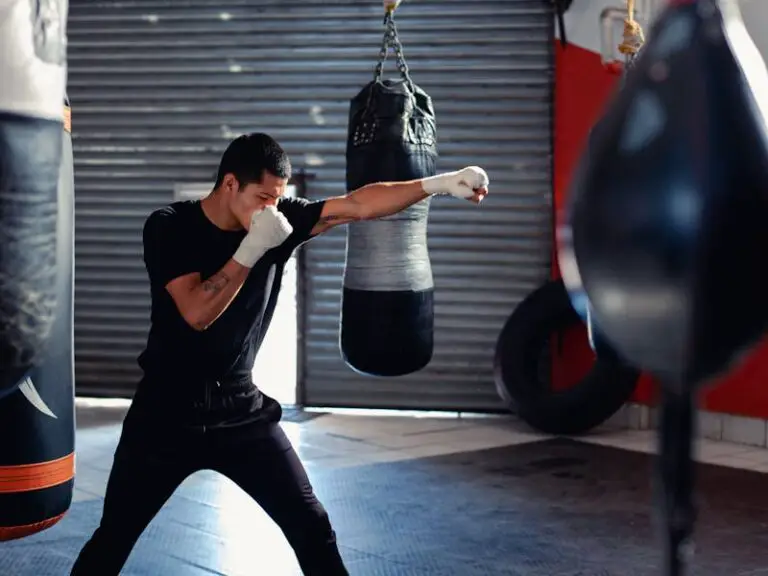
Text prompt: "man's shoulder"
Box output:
[[144, 201, 199, 232], [148, 200, 198, 221]]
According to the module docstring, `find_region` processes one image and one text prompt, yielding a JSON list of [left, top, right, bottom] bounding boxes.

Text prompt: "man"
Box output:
[[71, 132, 489, 575]]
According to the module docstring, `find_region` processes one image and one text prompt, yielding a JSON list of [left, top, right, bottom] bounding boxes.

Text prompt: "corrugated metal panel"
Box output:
[[67, 0, 554, 405]]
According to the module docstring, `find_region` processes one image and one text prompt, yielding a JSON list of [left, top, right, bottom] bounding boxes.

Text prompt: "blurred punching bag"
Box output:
[[0, 96, 76, 541], [0, 0, 68, 397], [342, 12, 438, 377], [567, 0, 768, 385]]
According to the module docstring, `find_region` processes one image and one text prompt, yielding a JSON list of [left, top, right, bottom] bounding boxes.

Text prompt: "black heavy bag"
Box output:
[[566, 1, 768, 573], [341, 13, 438, 377], [0, 0, 68, 397], [0, 96, 76, 541]]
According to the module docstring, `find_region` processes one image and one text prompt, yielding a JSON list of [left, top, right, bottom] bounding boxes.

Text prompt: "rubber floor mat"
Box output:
[[3, 438, 768, 575]]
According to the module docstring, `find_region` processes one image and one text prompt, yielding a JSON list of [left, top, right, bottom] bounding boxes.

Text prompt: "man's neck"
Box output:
[[200, 191, 242, 231]]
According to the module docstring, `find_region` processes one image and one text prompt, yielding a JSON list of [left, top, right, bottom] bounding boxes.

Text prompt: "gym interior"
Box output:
[[4, 0, 768, 575]]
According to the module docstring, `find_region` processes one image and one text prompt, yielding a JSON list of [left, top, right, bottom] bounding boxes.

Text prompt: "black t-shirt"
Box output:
[[137, 196, 324, 395]]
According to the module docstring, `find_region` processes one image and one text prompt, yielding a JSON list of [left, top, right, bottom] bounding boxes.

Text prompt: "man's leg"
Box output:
[[70, 407, 199, 575], [209, 422, 348, 576]]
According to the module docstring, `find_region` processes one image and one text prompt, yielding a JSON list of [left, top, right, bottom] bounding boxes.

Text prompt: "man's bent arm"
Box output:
[[163, 206, 293, 331], [165, 259, 250, 331]]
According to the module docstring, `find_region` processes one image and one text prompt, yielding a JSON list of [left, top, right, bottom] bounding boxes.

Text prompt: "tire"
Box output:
[[494, 278, 640, 436]]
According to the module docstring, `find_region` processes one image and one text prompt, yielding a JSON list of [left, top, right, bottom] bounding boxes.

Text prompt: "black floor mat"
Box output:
[[3, 438, 768, 575]]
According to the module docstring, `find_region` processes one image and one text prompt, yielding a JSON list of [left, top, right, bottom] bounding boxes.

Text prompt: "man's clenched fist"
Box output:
[[422, 166, 490, 204], [233, 206, 293, 268]]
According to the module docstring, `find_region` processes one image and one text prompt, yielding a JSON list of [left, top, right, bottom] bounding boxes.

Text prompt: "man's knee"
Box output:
[[306, 502, 335, 533], [310, 506, 335, 538], [285, 501, 336, 544], [283, 503, 347, 574]]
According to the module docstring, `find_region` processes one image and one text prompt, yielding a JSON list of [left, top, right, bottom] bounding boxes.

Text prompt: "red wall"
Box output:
[[552, 41, 768, 416]]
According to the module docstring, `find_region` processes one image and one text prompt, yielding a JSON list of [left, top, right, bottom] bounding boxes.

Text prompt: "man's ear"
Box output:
[[222, 173, 240, 195]]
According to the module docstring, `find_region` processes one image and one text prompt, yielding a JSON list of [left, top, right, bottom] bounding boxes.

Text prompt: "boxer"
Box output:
[[71, 132, 489, 575]]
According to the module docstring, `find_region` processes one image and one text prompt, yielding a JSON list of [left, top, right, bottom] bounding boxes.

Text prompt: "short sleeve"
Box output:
[[277, 196, 326, 247], [142, 207, 198, 289]]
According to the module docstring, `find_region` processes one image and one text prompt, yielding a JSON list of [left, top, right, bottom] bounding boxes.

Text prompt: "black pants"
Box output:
[[70, 396, 348, 576]]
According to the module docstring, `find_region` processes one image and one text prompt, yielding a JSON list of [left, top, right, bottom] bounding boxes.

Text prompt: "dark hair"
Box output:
[[214, 132, 292, 188]]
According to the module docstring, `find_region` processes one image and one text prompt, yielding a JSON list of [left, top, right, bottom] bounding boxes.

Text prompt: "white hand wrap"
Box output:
[[233, 206, 294, 268], [421, 166, 490, 200]]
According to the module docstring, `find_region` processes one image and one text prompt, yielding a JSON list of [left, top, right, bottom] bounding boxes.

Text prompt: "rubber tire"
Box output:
[[494, 278, 640, 436]]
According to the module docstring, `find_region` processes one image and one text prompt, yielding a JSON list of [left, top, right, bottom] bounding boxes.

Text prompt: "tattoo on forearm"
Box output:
[[202, 272, 230, 293]]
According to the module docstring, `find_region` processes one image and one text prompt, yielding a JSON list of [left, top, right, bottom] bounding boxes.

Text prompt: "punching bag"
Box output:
[[341, 11, 438, 377], [566, 1, 768, 573], [0, 95, 76, 541], [0, 0, 68, 397], [567, 0, 768, 384]]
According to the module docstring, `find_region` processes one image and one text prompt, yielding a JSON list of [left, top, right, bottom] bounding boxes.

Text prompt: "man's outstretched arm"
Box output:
[[309, 166, 490, 237]]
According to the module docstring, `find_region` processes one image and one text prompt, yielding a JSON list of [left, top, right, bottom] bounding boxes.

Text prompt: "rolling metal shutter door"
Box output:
[[66, 0, 554, 404]]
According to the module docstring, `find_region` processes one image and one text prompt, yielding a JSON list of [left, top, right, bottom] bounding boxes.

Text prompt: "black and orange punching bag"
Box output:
[[566, 1, 768, 573], [0, 95, 76, 541], [341, 9, 438, 377], [0, 0, 68, 398]]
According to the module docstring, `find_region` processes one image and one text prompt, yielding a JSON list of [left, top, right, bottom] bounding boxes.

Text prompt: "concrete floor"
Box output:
[[4, 399, 768, 575]]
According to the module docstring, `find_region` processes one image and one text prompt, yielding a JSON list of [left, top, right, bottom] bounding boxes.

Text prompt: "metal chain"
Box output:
[[373, 16, 390, 83], [389, 17, 414, 88], [372, 13, 414, 89]]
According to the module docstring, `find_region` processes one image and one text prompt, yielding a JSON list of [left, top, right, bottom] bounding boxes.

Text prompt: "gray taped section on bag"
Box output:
[[343, 198, 434, 292]]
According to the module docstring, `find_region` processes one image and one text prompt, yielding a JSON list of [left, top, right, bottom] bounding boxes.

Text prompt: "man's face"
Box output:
[[223, 172, 288, 230]]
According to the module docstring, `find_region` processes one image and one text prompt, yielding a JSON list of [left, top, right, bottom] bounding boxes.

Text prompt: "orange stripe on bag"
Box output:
[[0, 452, 75, 493], [0, 513, 67, 541], [63, 105, 72, 133]]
